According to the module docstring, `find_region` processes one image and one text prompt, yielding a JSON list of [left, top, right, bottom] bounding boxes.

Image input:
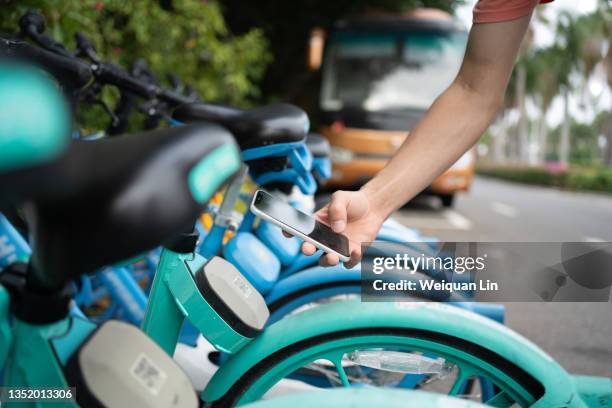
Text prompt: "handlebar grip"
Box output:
[[18, 10, 46, 38], [94, 63, 157, 99], [1, 38, 92, 89]]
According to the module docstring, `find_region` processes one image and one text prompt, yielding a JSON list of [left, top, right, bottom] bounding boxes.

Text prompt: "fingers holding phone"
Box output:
[[276, 189, 384, 269], [251, 190, 351, 263]]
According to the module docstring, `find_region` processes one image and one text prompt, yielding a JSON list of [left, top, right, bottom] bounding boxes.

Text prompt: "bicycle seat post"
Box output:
[[200, 164, 248, 258]]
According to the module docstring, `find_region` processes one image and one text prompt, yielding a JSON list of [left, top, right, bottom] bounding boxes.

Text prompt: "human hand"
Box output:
[[302, 189, 385, 268]]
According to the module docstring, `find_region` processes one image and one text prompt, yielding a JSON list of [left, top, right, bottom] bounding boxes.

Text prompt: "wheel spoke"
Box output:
[[485, 391, 516, 407], [333, 359, 351, 387], [449, 368, 472, 396]]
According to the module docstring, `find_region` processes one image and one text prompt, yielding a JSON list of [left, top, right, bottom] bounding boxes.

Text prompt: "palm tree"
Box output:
[[524, 47, 563, 163], [514, 27, 534, 163], [597, 2, 612, 166], [595, 111, 612, 165], [553, 5, 612, 165], [553, 11, 587, 166]]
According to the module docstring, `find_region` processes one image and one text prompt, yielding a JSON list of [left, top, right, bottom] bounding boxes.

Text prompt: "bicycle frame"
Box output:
[[0, 284, 96, 408], [141, 248, 254, 356]]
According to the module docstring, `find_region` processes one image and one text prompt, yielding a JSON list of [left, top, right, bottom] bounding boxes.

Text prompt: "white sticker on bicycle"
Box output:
[[130, 353, 168, 396]]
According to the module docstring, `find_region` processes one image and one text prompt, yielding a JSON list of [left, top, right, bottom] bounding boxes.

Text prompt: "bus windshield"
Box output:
[[320, 30, 467, 112]]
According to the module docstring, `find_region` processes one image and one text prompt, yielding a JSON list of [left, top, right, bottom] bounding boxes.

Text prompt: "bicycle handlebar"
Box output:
[[73, 32, 157, 99], [19, 11, 197, 106], [75, 32, 193, 104], [155, 87, 196, 107], [0, 37, 92, 89], [92, 62, 158, 99]]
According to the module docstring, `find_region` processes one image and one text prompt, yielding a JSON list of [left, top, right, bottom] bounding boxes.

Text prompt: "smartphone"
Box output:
[[250, 190, 351, 262]]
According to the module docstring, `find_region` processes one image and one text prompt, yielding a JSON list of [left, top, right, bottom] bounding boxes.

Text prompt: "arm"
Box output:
[[363, 15, 532, 217], [307, 14, 534, 268]]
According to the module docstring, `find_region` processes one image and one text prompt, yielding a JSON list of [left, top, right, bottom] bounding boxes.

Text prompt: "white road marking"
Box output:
[[583, 236, 607, 242], [443, 210, 472, 230], [393, 210, 472, 231], [490, 201, 518, 218]]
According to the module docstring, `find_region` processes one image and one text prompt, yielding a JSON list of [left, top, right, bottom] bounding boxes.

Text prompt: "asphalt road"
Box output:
[[394, 176, 612, 377]]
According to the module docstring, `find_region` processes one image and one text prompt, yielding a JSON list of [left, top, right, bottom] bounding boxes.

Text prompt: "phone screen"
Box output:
[[252, 190, 350, 258]]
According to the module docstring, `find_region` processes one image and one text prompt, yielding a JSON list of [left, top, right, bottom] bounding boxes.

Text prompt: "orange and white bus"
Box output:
[[309, 9, 475, 207]]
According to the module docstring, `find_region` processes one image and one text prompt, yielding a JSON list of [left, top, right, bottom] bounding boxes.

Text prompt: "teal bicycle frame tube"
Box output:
[[142, 248, 253, 356], [0, 286, 12, 367], [141, 248, 187, 355], [0, 304, 95, 408], [2, 316, 77, 408]]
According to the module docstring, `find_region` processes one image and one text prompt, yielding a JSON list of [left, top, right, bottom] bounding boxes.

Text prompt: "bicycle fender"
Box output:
[[202, 300, 578, 407]]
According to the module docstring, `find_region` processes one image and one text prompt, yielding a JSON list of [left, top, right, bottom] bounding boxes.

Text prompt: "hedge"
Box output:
[[477, 165, 612, 194]]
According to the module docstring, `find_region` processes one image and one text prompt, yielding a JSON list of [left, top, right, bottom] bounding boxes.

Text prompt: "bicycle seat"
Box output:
[[306, 133, 330, 158], [1, 124, 240, 292], [172, 103, 309, 149]]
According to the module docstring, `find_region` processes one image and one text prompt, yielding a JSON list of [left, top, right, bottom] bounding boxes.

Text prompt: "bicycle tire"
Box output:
[[209, 327, 544, 407]]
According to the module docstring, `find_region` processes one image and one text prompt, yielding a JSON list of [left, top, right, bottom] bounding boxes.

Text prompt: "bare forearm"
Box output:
[[361, 16, 531, 219], [362, 80, 500, 219], [311, 16, 533, 267]]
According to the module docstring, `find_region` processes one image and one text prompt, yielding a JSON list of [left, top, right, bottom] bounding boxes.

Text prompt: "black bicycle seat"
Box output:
[[306, 133, 330, 158], [172, 103, 308, 149], [1, 124, 239, 293]]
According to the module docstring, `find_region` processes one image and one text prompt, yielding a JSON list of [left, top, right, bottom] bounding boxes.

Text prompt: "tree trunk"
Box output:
[[516, 65, 529, 163], [492, 113, 507, 164], [537, 114, 548, 164], [604, 133, 612, 166], [558, 88, 571, 165]]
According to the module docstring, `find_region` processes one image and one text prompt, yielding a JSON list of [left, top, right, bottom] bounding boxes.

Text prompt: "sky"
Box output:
[[455, 0, 610, 127]]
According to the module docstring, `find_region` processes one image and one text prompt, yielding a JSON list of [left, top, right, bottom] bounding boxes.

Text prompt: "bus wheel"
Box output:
[[440, 194, 455, 208]]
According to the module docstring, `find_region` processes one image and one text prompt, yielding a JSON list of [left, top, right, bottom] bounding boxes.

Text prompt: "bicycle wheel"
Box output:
[[210, 327, 543, 407], [266, 283, 500, 402]]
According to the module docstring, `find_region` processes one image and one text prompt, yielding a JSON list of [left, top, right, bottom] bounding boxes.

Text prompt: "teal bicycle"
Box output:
[[1, 56, 611, 408]]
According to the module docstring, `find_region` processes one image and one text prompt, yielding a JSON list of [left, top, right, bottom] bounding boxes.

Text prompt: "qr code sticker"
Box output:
[[130, 353, 168, 396]]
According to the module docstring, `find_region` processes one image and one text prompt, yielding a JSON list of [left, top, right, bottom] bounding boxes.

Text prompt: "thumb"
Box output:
[[328, 191, 350, 233]]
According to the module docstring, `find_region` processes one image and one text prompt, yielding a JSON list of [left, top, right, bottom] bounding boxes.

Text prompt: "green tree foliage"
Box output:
[[568, 122, 599, 165], [513, 3, 611, 166], [0, 1, 271, 117], [549, 120, 600, 165], [221, 0, 464, 107]]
